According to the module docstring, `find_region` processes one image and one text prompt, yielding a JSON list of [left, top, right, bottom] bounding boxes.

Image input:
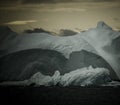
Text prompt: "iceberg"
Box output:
[[60, 66, 111, 86], [0, 21, 120, 81]]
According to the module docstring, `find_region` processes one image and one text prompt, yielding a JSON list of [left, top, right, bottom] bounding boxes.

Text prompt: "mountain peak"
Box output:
[[97, 21, 112, 30]]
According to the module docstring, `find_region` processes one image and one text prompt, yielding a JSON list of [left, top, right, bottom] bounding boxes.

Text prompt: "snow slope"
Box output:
[[0, 28, 97, 58]]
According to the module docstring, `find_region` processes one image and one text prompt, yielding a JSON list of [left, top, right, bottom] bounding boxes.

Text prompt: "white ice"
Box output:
[[0, 66, 111, 87]]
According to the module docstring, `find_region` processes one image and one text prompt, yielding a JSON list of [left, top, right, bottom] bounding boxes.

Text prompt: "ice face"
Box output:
[[0, 48, 116, 82], [0, 49, 67, 81]]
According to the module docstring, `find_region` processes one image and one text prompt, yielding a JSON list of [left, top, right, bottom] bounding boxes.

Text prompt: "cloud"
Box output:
[[35, 8, 86, 12], [5, 20, 37, 25], [0, 0, 119, 5], [22, 0, 120, 4]]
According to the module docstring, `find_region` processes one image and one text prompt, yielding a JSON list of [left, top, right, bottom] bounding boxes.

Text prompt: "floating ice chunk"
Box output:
[[52, 70, 61, 85], [0, 67, 111, 87], [101, 81, 120, 87], [60, 66, 111, 86], [27, 70, 61, 86], [27, 72, 52, 86]]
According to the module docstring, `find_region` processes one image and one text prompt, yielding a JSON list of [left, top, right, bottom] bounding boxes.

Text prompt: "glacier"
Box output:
[[0, 66, 112, 87]]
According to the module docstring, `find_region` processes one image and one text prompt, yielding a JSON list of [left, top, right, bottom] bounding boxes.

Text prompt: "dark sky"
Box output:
[[0, 0, 120, 32], [0, 0, 119, 4]]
